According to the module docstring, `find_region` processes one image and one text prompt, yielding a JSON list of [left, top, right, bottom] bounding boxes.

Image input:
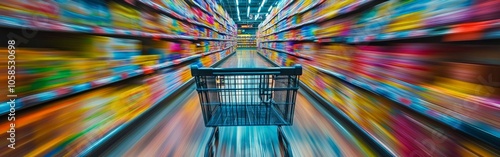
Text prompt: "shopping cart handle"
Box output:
[[191, 64, 302, 76]]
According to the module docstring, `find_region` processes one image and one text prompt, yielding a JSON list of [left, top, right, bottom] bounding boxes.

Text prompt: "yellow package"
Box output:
[[112, 85, 148, 118], [109, 2, 141, 30], [386, 12, 424, 32], [131, 55, 159, 63], [435, 77, 499, 97]]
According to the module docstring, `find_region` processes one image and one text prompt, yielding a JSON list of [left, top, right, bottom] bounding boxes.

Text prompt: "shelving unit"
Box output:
[[259, 0, 383, 37], [137, 0, 236, 36], [0, 19, 234, 41], [257, 52, 395, 156], [0, 0, 237, 114], [237, 34, 257, 48], [261, 47, 312, 60], [259, 19, 500, 43], [0, 0, 237, 156], [258, 0, 500, 155], [80, 50, 237, 156], [0, 45, 234, 115]]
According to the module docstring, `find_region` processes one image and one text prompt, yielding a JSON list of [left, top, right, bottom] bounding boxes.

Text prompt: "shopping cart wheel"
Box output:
[[278, 126, 293, 157], [205, 127, 219, 157]]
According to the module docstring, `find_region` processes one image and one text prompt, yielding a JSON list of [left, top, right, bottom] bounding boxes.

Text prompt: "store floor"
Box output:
[[100, 49, 377, 156]]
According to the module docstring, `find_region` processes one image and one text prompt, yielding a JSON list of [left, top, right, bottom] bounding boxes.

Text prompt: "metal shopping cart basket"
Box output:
[[191, 64, 302, 157]]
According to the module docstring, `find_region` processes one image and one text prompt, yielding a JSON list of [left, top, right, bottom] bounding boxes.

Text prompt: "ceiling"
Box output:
[[216, 0, 280, 26]]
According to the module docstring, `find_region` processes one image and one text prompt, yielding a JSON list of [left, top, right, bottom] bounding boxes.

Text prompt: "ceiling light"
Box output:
[[247, 6, 250, 17], [237, 7, 241, 20], [258, 0, 266, 13], [236, 0, 238, 6]]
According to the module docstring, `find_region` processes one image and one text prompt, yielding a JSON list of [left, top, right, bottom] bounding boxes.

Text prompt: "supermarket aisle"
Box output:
[[218, 49, 273, 68], [101, 49, 376, 156]]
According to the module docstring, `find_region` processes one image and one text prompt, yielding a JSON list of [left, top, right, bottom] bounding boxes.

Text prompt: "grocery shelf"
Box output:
[[318, 19, 500, 43], [237, 34, 257, 48], [210, 5, 233, 24], [80, 50, 236, 156], [256, 51, 396, 157], [260, 37, 317, 42], [208, 4, 235, 29], [0, 45, 235, 115], [186, 0, 234, 32], [261, 47, 313, 60], [256, 0, 500, 154], [260, 0, 325, 32], [0, 16, 233, 41], [262, 18, 316, 37], [311, 65, 500, 147], [259, 19, 500, 43], [197, 37, 235, 41], [138, 0, 233, 36], [201, 46, 235, 56], [188, 0, 212, 17], [80, 78, 192, 156], [259, 0, 296, 28], [150, 55, 201, 70], [260, 0, 385, 37], [0, 69, 142, 115], [299, 82, 396, 156]]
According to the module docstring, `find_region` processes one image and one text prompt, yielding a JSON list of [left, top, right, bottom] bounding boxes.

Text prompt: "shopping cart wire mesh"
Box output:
[[191, 65, 302, 127]]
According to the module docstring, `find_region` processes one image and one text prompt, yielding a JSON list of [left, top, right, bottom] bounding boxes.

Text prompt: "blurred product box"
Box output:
[[140, 8, 162, 33], [423, 0, 473, 27], [0, 0, 59, 24], [385, 0, 428, 32], [158, 15, 174, 34], [57, 0, 112, 27], [109, 1, 140, 30]]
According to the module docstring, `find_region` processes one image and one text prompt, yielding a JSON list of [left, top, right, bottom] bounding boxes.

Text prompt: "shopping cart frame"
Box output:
[[191, 64, 302, 157]]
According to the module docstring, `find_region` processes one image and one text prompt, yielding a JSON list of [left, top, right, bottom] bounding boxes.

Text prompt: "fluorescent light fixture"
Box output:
[[236, 0, 238, 6], [268, 6, 273, 12], [255, 14, 259, 20], [257, 0, 266, 13], [249, 0, 251, 4], [247, 6, 250, 17], [237, 7, 241, 21]]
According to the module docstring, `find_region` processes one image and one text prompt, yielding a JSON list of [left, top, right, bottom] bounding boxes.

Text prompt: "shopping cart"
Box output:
[[191, 64, 302, 157]]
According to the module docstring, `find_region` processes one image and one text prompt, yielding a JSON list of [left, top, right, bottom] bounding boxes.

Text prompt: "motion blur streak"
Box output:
[[284, 93, 373, 156], [123, 93, 207, 156], [101, 50, 376, 156], [0, 51, 231, 156]]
